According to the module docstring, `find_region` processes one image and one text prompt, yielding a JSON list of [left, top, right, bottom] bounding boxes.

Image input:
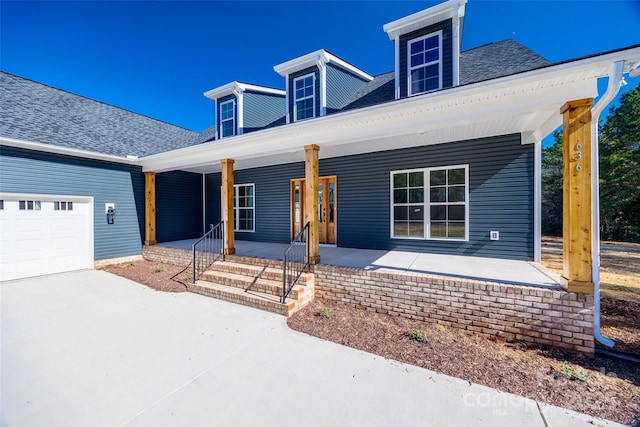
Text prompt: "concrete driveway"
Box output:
[[1, 270, 623, 427]]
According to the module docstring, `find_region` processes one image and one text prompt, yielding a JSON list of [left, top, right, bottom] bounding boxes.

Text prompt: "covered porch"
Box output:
[[154, 239, 560, 288]]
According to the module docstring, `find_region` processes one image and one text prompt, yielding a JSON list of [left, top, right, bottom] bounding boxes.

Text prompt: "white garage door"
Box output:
[[0, 194, 93, 281]]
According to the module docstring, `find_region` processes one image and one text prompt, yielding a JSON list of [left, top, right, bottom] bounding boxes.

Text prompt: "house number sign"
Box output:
[[575, 141, 583, 172]]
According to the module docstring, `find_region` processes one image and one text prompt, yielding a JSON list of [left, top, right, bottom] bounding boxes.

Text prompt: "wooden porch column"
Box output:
[[304, 144, 321, 264], [561, 98, 594, 294], [221, 158, 235, 255], [144, 171, 157, 245]]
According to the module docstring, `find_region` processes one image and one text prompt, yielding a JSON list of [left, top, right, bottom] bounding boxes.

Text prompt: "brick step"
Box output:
[[199, 269, 307, 300], [189, 280, 296, 316], [207, 261, 313, 285]]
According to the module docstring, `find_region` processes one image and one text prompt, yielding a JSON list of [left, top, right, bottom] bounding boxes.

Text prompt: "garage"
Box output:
[[0, 194, 93, 281]]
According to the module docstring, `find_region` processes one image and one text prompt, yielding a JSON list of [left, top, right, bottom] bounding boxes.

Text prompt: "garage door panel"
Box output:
[[0, 196, 93, 281]]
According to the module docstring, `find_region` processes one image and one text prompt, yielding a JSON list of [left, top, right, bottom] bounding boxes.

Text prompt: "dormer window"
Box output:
[[220, 99, 236, 138], [408, 31, 442, 96], [294, 74, 315, 121]]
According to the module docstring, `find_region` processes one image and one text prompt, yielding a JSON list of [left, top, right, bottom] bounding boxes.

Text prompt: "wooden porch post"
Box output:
[[304, 144, 321, 264], [221, 158, 236, 255], [561, 98, 594, 294], [144, 171, 157, 245]]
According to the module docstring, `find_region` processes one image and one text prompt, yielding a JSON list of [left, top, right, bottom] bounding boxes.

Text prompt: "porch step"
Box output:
[[190, 259, 314, 317], [190, 280, 294, 316]]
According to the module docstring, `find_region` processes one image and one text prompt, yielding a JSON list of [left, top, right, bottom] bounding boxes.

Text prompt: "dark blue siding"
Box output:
[[243, 91, 285, 133], [0, 146, 144, 260], [288, 67, 320, 120], [234, 163, 305, 243], [227, 134, 533, 260], [321, 134, 533, 260], [155, 171, 203, 242], [326, 63, 368, 114], [399, 19, 453, 98]]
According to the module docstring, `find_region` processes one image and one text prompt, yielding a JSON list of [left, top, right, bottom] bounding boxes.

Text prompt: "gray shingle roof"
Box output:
[[0, 71, 198, 157], [342, 39, 550, 111], [459, 39, 551, 85]]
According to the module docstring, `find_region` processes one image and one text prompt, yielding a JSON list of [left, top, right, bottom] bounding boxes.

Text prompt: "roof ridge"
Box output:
[[0, 69, 198, 134]]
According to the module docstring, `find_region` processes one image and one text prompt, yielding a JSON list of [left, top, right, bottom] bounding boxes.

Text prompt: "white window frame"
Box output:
[[407, 30, 443, 96], [234, 183, 255, 232], [293, 73, 315, 122], [219, 99, 236, 138], [390, 164, 468, 241]]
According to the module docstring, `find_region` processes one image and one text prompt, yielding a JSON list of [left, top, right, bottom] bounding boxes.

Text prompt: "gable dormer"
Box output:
[[274, 50, 373, 123], [384, 0, 466, 99], [204, 82, 285, 139]]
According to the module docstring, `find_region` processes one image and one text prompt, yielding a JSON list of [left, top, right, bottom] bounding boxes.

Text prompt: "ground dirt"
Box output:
[[102, 242, 640, 426]]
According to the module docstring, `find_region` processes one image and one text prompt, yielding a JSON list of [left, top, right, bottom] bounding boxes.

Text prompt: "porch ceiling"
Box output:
[[140, 46, 640, 174]]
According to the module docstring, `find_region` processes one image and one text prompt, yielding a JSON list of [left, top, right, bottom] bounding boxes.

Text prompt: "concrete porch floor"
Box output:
[[157, 239, 560, 288]]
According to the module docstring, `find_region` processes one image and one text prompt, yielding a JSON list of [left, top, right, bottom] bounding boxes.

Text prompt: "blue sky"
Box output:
[[2, 0, 639, 135]]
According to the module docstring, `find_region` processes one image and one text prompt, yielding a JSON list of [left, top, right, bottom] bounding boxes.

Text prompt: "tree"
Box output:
[[599, 84, 640, 241], [541, 131, 563, 236], [541, 82, 640, 242]]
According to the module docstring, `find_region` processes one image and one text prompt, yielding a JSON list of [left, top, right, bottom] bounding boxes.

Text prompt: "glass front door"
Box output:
[[291, 176, 336, 244]]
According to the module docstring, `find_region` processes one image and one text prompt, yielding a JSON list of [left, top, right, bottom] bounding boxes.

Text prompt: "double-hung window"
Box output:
[[294, 73, 315, 121], [234, 183, 255, 232], [391, 165, 468, 240], [219, 100, 235, 138], [408, 31, 442, 96]]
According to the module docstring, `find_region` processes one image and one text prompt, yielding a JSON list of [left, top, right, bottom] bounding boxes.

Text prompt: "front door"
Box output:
[[290, 176, 336, 244]]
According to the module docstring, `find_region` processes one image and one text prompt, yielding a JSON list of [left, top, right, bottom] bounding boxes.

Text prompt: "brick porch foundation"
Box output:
[[314, 265, 595, 354]]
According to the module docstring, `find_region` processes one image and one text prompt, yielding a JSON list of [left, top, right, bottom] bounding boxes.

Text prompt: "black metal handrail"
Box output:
[[192, 221, 224, 283], [282, 222, 310, 303]]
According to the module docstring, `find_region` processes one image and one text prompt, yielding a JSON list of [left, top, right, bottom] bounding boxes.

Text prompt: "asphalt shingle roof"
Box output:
[[459, 39, 551, 85], [0, 71, 198, 158]]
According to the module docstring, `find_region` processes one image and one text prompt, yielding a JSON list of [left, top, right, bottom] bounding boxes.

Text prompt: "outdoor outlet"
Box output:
[[105, 203, 115, 214], [490, 231, 499, 241]]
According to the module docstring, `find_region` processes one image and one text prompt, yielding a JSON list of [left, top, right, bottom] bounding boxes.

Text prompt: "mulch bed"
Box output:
[[288, 300, 640, 426], [99, 259, 190, 292]]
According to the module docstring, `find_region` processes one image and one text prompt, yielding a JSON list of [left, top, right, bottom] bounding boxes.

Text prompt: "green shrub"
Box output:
[[407, 329, 426, 343], [318, 307, 334, 319], [560, 361, 591, 383], [152, 265, 164, 273]]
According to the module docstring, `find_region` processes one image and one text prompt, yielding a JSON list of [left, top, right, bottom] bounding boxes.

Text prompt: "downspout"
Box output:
[[590, 60, 624, 348]]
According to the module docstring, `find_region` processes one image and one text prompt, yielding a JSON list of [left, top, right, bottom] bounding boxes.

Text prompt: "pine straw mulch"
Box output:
[[288, 300, 640, 426]]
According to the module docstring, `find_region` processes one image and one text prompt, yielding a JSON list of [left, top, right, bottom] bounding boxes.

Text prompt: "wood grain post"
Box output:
[[561, 98, 594, 294], [221, 158, 235, 255], [304, 144, 321, 264], [144, 171, 157, 245]]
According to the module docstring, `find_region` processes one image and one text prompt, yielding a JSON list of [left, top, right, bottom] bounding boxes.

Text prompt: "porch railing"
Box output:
[[192, 221, 224, 283], [281, 222, 310, 303]]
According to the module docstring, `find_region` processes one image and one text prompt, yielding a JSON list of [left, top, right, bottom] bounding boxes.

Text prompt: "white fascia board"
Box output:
[[0, 136, 139, 165], [204, 81, 285, 100], [383, 0, 467, 40], [274, 49, 372, 81], [142, 46, 640, 173]]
